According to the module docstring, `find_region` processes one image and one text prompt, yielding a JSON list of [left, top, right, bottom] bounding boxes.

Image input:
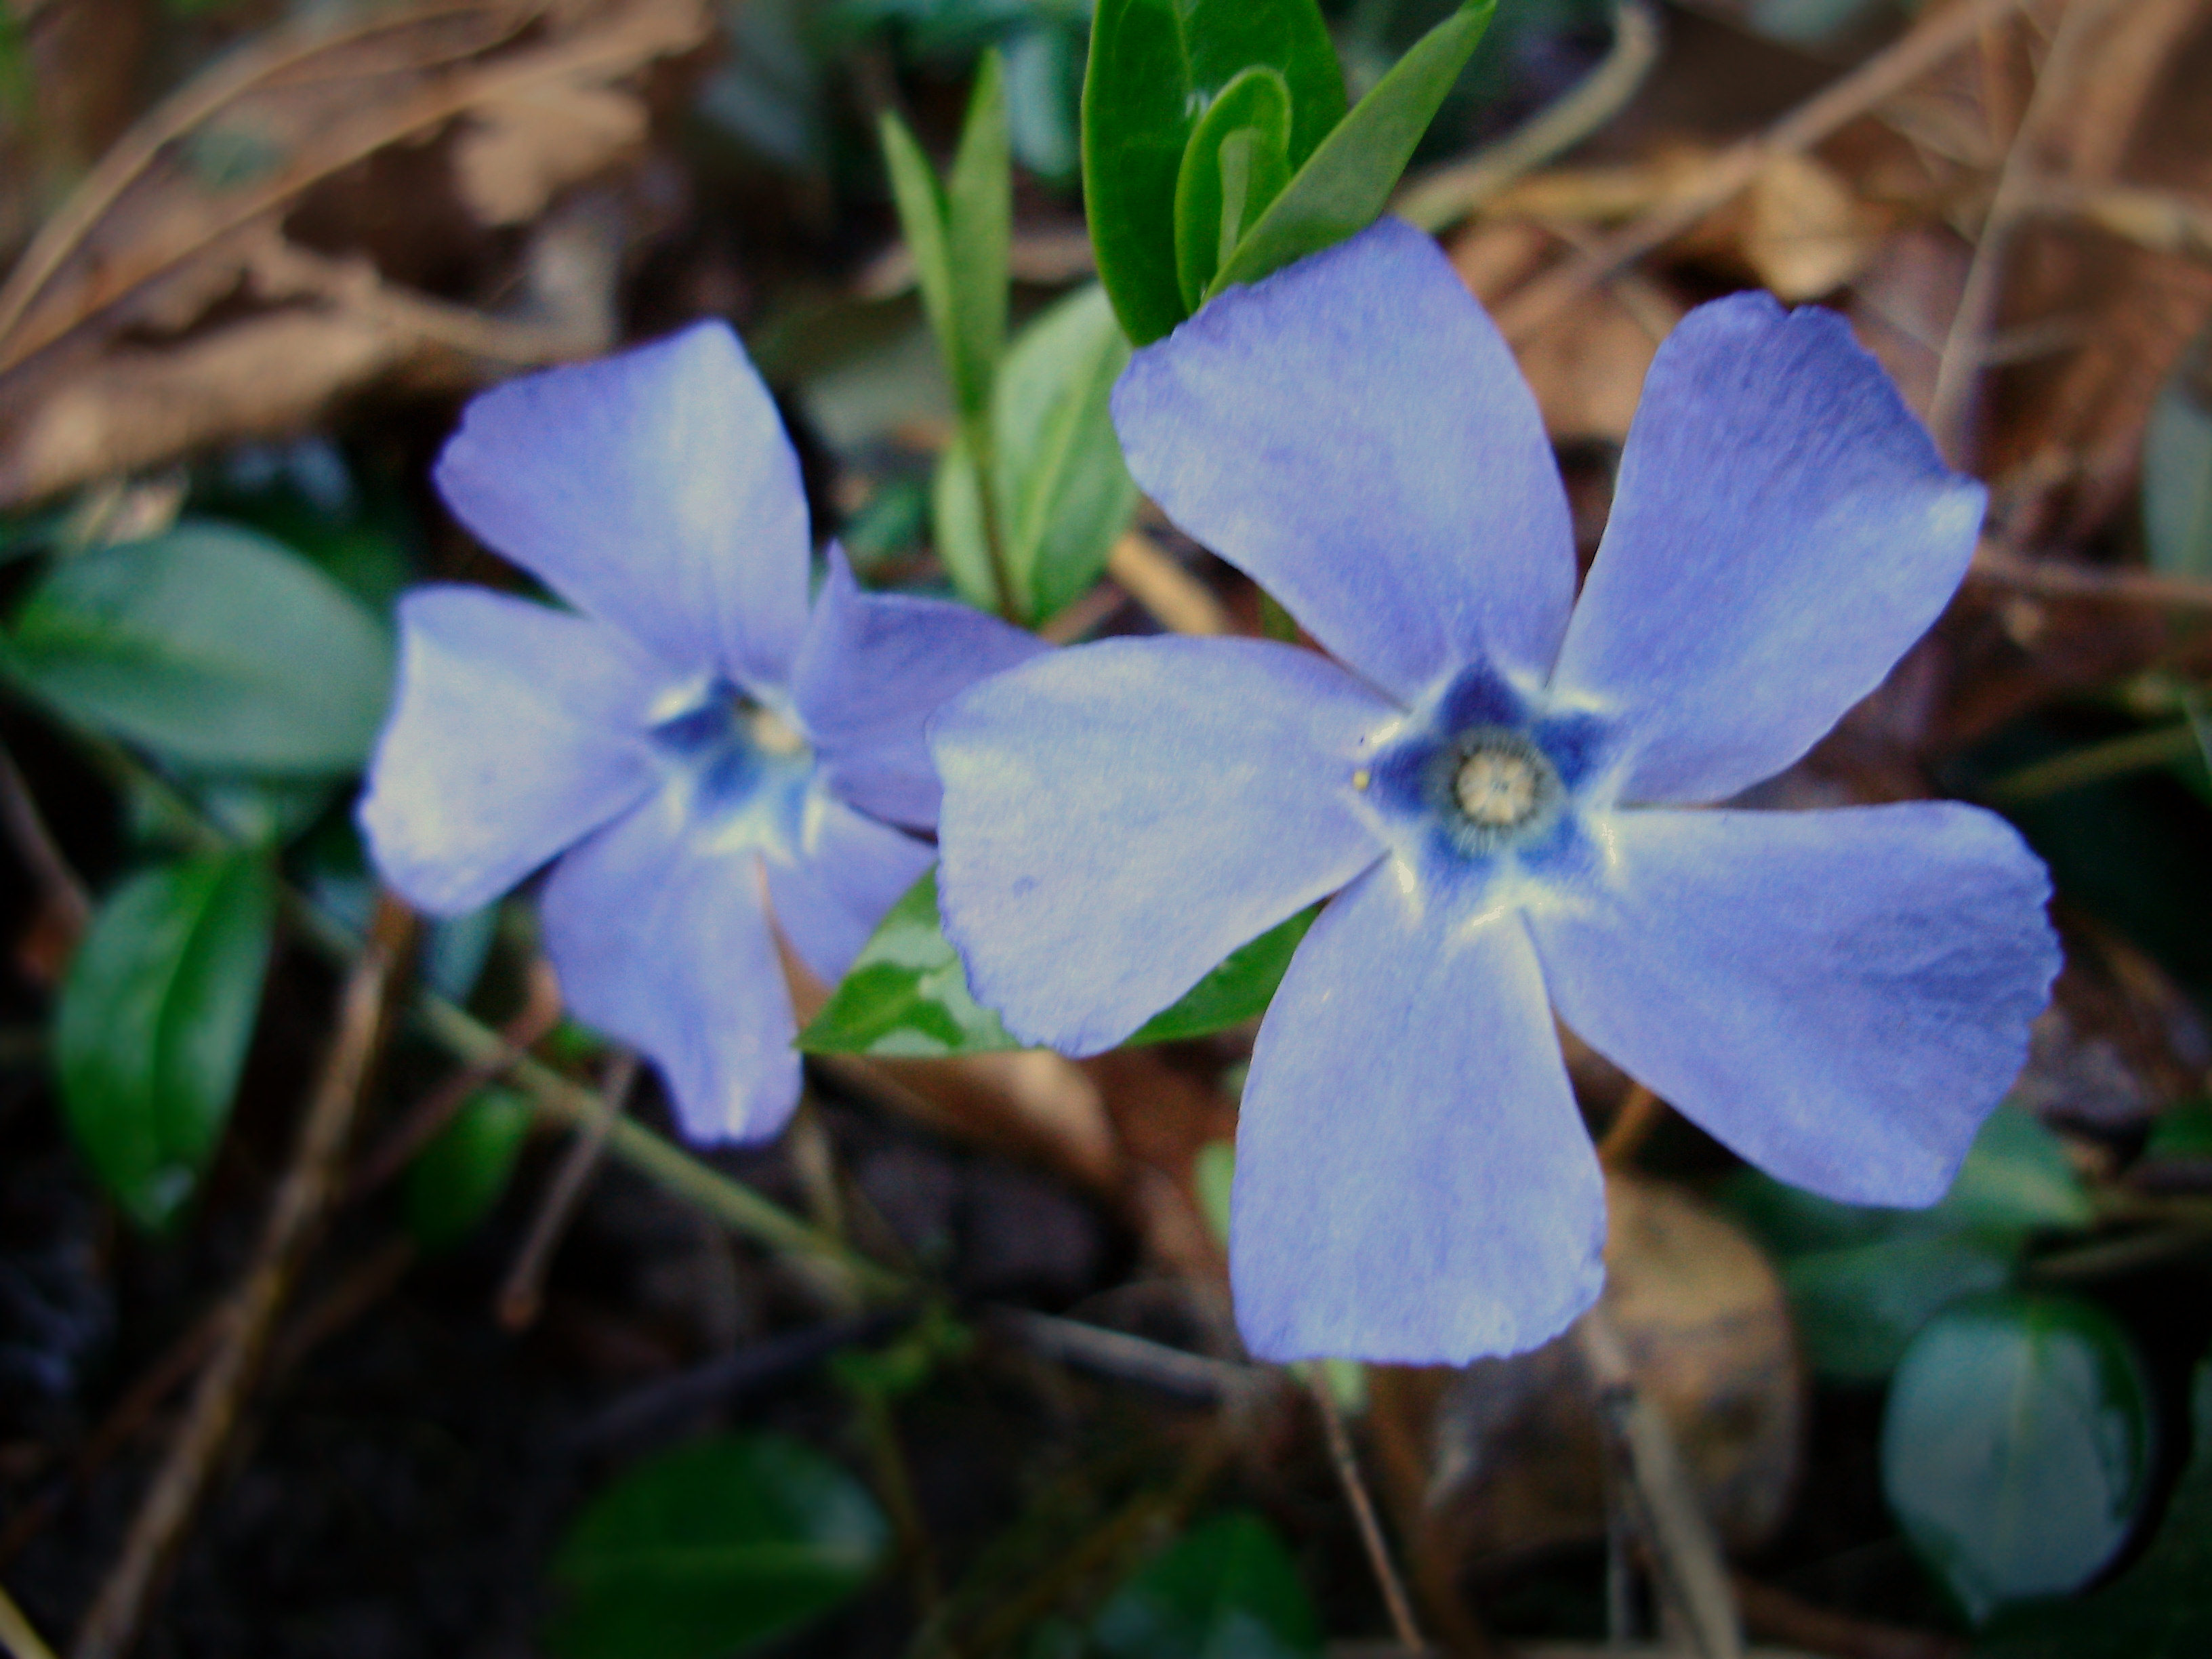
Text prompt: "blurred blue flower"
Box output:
[[929, 220, 2061, 1364], [362, 322, 1042, 1143]]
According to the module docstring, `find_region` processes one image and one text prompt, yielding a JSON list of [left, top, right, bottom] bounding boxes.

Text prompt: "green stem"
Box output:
[[1984, 721, 2200, 804], [964, 410, 1022, 624]]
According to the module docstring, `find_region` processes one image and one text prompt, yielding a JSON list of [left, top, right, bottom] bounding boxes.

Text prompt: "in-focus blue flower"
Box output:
[[928, 220, 2061, 1364], [361, 322, 1044, 1142]]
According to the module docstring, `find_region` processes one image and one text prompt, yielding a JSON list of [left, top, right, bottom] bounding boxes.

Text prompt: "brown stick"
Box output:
[[1312, 1378, 1428, 1656], [494, 1050, 638, 1330], [1969, 541, 2212, 609], [68, 897, 414, 1659], [1492, 0, 2037, 346], [1927, 0, 2127, 462], [0, 742, 91, 959], [1597, 1084, 1666, 1170]]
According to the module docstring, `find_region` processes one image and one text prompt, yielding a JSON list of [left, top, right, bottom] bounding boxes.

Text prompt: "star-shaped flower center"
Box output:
[[1453, 743, 1544, 828]]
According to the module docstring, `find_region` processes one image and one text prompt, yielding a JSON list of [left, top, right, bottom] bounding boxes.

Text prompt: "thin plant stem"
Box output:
[[1984, 722, 2198, 804], [1310, 1376, 1426, 1655], [0, 1583, 60, 1659], [496, 1050, 638, 1329]]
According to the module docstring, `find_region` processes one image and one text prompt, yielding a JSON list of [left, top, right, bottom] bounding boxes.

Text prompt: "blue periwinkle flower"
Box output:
[[928, 220, 2061, 1365], [362, 323, 1042, 1142]]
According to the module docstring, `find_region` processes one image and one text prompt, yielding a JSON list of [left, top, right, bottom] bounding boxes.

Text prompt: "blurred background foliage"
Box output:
[[0, 1, 2209, 1658]]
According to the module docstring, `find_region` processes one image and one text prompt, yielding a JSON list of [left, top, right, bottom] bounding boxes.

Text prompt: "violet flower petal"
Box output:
[[930, 636, 1392, 1055], [434, 321, 812, 695], [1112, 218, 1575, 703], [1528, 803, 2060, 1206], [1548, 295, 1986, 806], [764, 790, 937, 988], [792, 546, 1050, 831], [359, 587, 663, 915], [1233, 866, 1605, 1364], [541, 800, 800, 1144]]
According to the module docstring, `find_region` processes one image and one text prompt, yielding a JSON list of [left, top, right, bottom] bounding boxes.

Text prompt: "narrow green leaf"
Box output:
[[1092, 1511, 1323, 1659], [2144, 327, 2212, 578], [548, 1434, 890, 1659], [994, 283, 1138, 621], [802, 869, 1314, 1059], [58, 852, 276, 1230], [1210, 0, 1496, 298], [930, 433, 1004, 615], [880, 112, 966, 406], [884, 54, 1009, 425], [2, 521, 394, 775], [799, 869, 1020, 1057], [1173, 66, 1294, 310], [945, 49, 1012, 413], [1881, 1294, 2155, 1626], [1082, 0, 1194, 345], [1005, 23, 1083, 184], [1974, 1359, 2212, 1658], [405, 1088, 534, 1253], [1129, 905, 1314, 1045], [1084, 0, 1344, 344]]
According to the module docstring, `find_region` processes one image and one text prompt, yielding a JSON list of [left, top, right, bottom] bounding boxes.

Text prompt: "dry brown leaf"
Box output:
[[0, 0, 710, 508], [1742, 152, 1883, 302], [1374, 1176, 1802, 1577], [453, 80, 649, 226]]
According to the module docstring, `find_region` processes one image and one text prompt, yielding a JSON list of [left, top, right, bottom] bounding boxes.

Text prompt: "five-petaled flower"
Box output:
[[928, 220, 2061, 1365], [361, 322, 1042, 1142]]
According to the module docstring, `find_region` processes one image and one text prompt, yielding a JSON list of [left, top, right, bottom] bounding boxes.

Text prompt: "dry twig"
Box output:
[[495, 1049, 638, 1329], [1312, 1379, 1428, 1656], [1494, 0, 2039, 346], [68, 896, 415, 1659]]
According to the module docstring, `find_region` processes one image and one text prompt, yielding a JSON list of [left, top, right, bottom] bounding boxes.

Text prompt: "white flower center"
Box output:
[[1454, 747, 1542, 828]]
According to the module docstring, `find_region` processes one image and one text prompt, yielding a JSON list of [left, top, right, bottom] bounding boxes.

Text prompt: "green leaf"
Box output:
[[2146, 1096, 2212, 1160], [2144, 327, 2212, 578], [405, 1088, 534, 1253], [548, 1433, 890, 1659], [1128, 905, 1315, 1044], [995, 284, 1139, 620], [1084, 0, 1345, 344], [1881, 1294, 2156, 1626], [933, 284, 1138, 622], [57, 853, 276, 1229], [2, 521, 394, 775], [882, 52, 1009, 424], [1782, 1234, 2015, 1382], [1006, 23, 1083, 184], [1210, 0, 1496, 297], [1723, 1106, 2093, 1380], [1174, 66, 1294, 311], [800, 868, 1020, 1057], [1974, 1358, 2212, 1658], [1092, 1511, 1323, 1659], [803, 871, 1315, 1058]]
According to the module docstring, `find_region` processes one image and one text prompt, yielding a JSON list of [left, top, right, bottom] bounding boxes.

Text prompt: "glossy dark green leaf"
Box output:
[[548, 1433, 889, 1659], [58, 852, 276, 1230], [1881, 1294, 2155, 1625], [405, 1088, 534, 1254], [1174, 66, 1293, 310], [1, 521, 394, 775], [1783, 1234, 2015, 1382], [1210, 0, 1496, 297], [933, 284, 1137, 622], [1723, 1107, 2093, 1380], [1128, 905, 1315, 1045], [1091, 1511, 1323, 1659], [882, 53, 1008, 424], [800, 869, 1019, 1057], [1084, 0, 1344, 344], [2144, 326, 2212, 578], [1975, 1359, 2212, 1658], [804, 871, 1316, 1058]]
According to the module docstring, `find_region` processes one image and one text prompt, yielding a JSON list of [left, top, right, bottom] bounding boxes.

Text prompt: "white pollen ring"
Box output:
[[1453, 747, 1542, 828]]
